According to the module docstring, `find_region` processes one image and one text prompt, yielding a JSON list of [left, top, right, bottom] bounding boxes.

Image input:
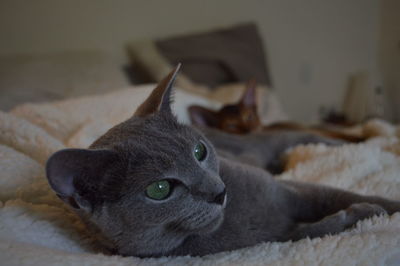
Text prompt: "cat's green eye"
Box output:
[[194, 142, 207, 161], [145, 180, 171, 200]]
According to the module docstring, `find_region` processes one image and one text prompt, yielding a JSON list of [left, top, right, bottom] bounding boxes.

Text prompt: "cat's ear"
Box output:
[[240, 78, 257, 107], [46, 148, 118, 210], [188, 105, 219, 127], [134, 64, 181, 117]]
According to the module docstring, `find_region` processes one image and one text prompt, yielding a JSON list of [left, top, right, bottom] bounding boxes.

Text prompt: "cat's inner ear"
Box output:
[[188, 105, 219, 128], [46, 148, 118, 210], [240, 78, 257, 107], [134, 64, 181, 117]]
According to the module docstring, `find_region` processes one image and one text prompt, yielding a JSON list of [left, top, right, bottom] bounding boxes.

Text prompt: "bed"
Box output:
[[0, 85, 400, 265]]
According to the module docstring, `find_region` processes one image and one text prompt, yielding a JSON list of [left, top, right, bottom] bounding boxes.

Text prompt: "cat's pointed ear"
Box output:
[[134, 64, 181, 117], [188, 105, 219, 127], [240, 78, 257, 107], [46, 148, 118, 210]]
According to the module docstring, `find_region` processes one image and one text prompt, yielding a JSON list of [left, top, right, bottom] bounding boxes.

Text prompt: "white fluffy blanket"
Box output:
[[1, 87, 400, 265]]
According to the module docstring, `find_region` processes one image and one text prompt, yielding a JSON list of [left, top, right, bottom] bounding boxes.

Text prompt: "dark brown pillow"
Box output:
[[155, 23, 272, 88]]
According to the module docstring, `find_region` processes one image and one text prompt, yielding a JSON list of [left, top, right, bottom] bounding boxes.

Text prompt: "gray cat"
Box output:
[[46, 66, 400, 258]]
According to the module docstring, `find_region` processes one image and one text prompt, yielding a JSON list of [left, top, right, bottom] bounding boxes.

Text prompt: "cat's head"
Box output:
[[188, 79, 261, 134], [46, 65, 227, 257]]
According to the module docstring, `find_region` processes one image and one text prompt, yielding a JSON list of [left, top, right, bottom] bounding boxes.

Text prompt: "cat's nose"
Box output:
[[210, 188, 226, 205]]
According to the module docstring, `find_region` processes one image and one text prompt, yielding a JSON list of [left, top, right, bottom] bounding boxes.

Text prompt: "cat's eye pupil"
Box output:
[[194, 142, 207, 161], [145, 180, 171, 200]]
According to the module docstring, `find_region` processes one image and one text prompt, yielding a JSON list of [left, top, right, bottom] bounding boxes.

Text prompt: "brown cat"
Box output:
[[188, 80, 365, 143], [189, 79, 260, 134]]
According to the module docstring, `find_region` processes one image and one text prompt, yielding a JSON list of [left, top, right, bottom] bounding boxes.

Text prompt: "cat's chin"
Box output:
[[195, 197, 227, 234], [195, 211, 224, 234]]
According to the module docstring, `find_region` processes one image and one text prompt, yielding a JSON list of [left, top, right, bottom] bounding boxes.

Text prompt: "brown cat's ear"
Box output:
[[135, 64, 181, 117], [46, 148, 119, 210], [188, 105, 219, 128], [240, 78, 257, 107]]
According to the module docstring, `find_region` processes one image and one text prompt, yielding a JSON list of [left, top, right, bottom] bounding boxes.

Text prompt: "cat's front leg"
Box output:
[[282, 180, 400, 223], [285, 202, 386, 241]]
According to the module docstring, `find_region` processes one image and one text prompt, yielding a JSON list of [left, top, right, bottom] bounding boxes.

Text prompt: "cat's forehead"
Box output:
[[91, 113, 200, 151], [131, 114, 199, 143]]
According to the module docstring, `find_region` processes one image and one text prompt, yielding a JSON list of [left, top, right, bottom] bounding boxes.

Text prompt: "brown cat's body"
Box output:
[[188, 80, 365, 143]]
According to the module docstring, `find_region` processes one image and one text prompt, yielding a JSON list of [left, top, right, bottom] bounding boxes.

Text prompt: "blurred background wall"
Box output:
[[0, 0, 388, 122], [380, 0, 400, 122]]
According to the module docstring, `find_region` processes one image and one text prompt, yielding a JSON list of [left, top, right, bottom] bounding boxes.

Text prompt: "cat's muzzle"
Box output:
[[210, 188, 227, 206]]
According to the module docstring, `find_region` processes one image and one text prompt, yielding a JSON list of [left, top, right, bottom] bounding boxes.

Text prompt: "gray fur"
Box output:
[[46, 68, 400, 258], [200, 127, 343, 174]]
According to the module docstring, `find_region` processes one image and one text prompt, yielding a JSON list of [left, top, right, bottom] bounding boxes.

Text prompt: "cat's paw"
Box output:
[[287, 203, 387, 241], [343, 203, 387, 227]]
